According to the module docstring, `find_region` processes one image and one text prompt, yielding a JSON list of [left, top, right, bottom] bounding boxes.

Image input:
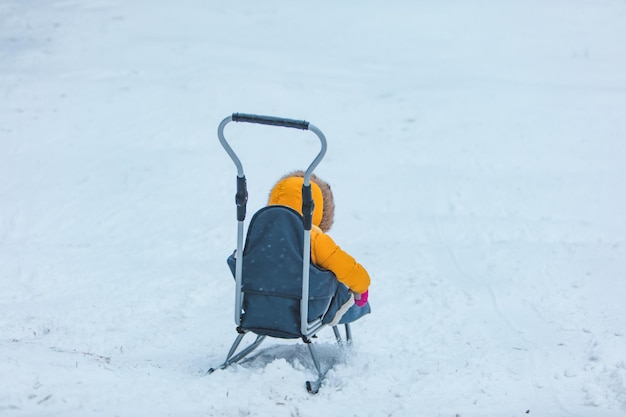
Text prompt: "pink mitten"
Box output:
[[355, 290, 369, 307]]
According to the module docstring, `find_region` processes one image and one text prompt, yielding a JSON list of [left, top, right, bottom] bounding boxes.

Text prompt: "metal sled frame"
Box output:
[[210, 113, 351, 393], [208, 323, 352, 393]]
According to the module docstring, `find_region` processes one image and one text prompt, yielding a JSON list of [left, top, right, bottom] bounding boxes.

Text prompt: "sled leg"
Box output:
[[208, 332, 266, 373], [305, 341, 325, 394], [332, 326, 343, 345], [332, 323, 353, 348]]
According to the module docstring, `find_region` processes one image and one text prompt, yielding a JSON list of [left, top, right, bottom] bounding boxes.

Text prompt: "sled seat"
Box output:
[[227, 205, 346, 338]]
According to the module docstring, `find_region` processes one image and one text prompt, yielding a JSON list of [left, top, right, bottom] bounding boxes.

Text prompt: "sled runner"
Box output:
[[208, 113, 356, 393]]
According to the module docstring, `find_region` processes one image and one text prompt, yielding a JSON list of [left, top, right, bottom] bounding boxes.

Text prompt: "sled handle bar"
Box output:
[[217, 112, 327, 226], [231, 113, 310, 130]]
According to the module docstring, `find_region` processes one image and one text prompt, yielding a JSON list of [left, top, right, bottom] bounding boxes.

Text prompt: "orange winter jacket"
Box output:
[[268, 173, 370, 295]]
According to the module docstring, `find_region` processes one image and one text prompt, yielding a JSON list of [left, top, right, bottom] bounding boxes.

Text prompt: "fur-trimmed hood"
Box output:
[[268, 170, 335, 232], [268, 170, 369, 295]]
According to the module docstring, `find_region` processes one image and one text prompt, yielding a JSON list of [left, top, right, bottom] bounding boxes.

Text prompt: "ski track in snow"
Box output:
[[1, 0, 626, 416]]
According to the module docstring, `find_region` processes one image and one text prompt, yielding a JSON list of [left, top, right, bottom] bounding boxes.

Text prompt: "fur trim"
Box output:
[[270, 170, 335, 232]]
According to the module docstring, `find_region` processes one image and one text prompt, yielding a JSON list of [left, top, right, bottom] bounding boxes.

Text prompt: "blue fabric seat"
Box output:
[[227, 205, 367, 339]]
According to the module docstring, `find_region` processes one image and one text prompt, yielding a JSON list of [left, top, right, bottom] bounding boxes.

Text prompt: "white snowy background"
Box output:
[[1, 1, 625, 416]]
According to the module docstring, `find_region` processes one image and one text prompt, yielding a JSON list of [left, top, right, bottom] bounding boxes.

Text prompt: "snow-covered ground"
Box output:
[[2, 1, 626, 416]]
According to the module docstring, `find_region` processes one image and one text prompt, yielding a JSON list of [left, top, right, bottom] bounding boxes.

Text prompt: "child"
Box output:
[[268, 171, 370, 320]]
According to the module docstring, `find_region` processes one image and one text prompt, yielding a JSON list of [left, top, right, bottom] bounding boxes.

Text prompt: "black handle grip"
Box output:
[[301, 184, 314, 230], [232, 113, 309, 130], [236, 176, 248, 221]]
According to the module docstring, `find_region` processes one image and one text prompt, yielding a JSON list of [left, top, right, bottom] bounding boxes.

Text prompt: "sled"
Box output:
[[208, 113, 353, 393]]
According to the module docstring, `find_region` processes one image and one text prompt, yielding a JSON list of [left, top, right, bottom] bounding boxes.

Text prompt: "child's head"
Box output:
[[268, 170, 335, 232]]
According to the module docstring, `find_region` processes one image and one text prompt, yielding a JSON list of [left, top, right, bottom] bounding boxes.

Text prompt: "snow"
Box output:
[[1, 0, 626, 415]]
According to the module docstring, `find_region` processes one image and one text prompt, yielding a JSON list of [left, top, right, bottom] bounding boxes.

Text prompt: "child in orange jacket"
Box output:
[[268, 171, 370, 309]]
